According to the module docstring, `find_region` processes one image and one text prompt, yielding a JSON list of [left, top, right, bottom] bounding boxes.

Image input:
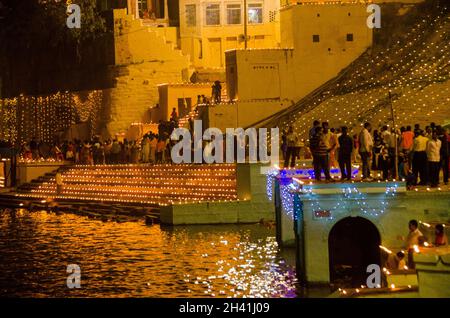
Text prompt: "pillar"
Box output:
[[164, 0, 169, 21], [127, 0, 132, 15], [294, 192, 307, 286], [135, 0, 140, 19]]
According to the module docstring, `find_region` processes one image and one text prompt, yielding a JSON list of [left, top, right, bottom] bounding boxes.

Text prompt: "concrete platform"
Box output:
[[16, 161, 71, 185], [160, 163, 275, 225]]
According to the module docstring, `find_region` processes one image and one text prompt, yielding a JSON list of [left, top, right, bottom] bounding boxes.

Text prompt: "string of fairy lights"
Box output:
[[272, 8, 450, 140], [305, 184, 398, 218], [266, 168, 400, 218], [16, 163, 240, 205], [0, 91, 103, 144]]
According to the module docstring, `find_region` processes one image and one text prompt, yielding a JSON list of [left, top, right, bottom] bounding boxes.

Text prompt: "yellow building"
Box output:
[[155, 83, 213, 121], [227, 2, 373, 102], [125, 0, 170, 24], [103, 9, 192, 138], [200, 2, 374, 131], [179, 0, 281, 69]]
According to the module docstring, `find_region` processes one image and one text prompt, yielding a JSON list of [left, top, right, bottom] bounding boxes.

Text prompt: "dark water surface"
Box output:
[[0, 209, 301, 297]]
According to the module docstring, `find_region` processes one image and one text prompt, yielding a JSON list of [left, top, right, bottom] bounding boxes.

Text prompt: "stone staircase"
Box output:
[[14, 164, 238, 206], [105, 9, 193, 136]]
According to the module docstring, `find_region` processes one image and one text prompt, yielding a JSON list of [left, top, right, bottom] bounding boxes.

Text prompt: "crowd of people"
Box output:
[[282, 120, 449, 187], [19, 117, 181, 165]]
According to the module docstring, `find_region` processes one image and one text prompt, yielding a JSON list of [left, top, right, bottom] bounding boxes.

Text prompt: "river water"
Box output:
[[0, 208, 302, 298]]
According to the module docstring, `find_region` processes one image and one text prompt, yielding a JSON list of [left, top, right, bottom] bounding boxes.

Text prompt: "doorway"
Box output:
[[328, 217, 381, 288]]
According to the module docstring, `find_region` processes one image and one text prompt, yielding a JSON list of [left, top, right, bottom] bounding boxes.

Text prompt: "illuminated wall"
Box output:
[[226, 48, 295, 102], [0, 91, 103, 144], [178, 0, 281, 68], [282, 3, 372, 99]]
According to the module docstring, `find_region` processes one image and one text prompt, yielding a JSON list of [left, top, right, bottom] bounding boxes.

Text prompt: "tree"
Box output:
[[0, 0, 108, 97]]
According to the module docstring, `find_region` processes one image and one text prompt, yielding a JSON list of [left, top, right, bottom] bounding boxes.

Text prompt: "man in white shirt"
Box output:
[[403, 219, 424, 269], [381, 125, 391, 146], [412, 130, 429, 185], [404, 219, 424, 249], [359, 122, 374, 181], [426, 131, 442, 187]]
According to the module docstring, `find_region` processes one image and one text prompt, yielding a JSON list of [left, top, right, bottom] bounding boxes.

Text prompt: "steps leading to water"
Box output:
[[15, 164, 238, 206]]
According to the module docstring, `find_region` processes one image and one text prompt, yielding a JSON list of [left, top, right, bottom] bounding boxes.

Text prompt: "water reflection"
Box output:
[[0, 209, 297, 297]]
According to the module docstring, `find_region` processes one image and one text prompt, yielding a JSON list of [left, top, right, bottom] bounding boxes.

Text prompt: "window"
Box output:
[[138, 0, 148, 12], [227, 4, 241, 25], [186, 4, 196, 27], [206, 4, 220, 25], [312, 34, 320, 42], [248, 3, 262, 24], [346, 33, 354, 41]]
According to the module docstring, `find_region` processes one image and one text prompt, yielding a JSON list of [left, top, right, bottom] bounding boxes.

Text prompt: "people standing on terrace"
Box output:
[[104, 140, 112, 164], [30, 137, 39, 160], [437, 126, 449, 185], [141, 135, 150, 163], [381, 125, 390, 145], [310, 126, 332, 182], [156, 137, 166, 164], [328, 127, 339, 168], [379, 143, 390, 180], [426, 131, 442, 188], [309, 120, 320, 141], [92, 140, 105, 165], [211, 81, 222, 104], [322, 122, 336, 169], [401, 126, 414, 165], [424, 126, 432, 139], [149, 134, 157, 163], [414, 124, 421, 137], [337, 126, 353, 181], [294, 136, 304, 163], [412, 129, 428, 185], [130, 141, 139, 164], [372, 130, 383, 176], [170, 108, 178, 122], [352, 134, 359, 163], [358, 122, 374, 181], [284, 126, 297, 168], [66, 142, 74, 162], [110, 140, 121, 164]]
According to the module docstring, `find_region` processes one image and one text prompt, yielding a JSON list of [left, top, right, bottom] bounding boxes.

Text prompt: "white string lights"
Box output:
[[272, 9, 450, 140], [0, 90, 103, 144]]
